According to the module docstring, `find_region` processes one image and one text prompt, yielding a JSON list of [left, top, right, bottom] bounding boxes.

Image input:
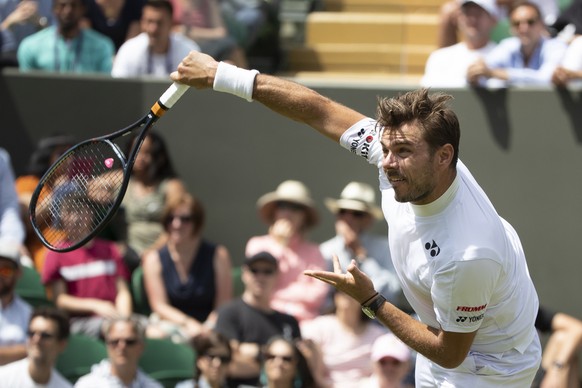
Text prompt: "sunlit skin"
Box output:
[[166, 204, 196, 243], [27, 317, 66, 369], [269, 203, 308, 245], [458, 3, 497, 49], [132, 136, 154, 180], [140, 4, 172, 54], [242, 261, 278, 302], [105, 321, 144, 377], [263, 340, 298, 387], [374, 356, 411, 388], [381, 123, 455, 205], [197, 351, 230, 387], [510, 5, 545, 58]]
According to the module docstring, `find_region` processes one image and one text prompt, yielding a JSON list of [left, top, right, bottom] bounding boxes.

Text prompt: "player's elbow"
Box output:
[[437, 356, 465, 369]]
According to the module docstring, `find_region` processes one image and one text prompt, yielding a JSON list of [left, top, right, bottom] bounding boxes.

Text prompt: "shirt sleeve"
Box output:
[[433, 258, 502, 333], [0, 149, 25, 245], [41, 251, 62, 285]]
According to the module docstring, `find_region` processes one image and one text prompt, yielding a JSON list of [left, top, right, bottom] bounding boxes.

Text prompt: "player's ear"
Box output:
[[437, 144, 454, 168]]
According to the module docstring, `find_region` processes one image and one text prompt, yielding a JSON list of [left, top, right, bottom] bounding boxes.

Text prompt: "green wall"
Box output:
[[3, 69, 582, 321]]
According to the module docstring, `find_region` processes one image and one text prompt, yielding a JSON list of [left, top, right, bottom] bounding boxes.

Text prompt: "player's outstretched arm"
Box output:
[[171, 51, 366, 143]]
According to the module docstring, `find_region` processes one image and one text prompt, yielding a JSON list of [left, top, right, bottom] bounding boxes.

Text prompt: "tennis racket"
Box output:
[[29, 82, 189, 252]]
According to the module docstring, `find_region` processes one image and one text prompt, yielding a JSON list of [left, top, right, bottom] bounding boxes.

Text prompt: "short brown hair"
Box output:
[[162, 192, 205, 235]]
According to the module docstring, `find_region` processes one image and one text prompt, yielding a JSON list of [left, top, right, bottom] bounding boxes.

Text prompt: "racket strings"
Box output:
[[34, 141, 125, 249]]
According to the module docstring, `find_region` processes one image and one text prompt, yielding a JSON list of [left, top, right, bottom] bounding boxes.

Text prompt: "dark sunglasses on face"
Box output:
[[166, 215, 194, 224], [265, 353, 294, 363], [511, 18, 538, 28], [275, 201, 305, 212], [338, 208, 367, 218], [0, 266, 16, 278], [204, 353, 231, 363], [107, 338, 139, 347], [378, 357, 402, 366], [248, 267, 276, 276], [27, 330, 55, 340]]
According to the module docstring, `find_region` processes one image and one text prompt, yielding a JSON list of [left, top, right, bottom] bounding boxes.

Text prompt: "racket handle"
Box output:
[[159, 82, 189, 110]]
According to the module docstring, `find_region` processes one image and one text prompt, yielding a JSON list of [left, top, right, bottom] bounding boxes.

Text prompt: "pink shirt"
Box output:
[[246, 234, 329, 322]]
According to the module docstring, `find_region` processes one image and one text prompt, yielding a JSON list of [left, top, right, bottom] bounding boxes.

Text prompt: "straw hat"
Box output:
[[324, 182, 383, 220], [257, 180, 319, 228]]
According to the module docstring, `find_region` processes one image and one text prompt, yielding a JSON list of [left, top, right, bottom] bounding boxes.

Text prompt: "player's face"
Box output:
[[381, 123, 440, 205]]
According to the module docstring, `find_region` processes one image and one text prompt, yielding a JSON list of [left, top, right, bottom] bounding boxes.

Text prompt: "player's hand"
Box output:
[[171, 51, 219, 89], [304, 255, 376, 304]]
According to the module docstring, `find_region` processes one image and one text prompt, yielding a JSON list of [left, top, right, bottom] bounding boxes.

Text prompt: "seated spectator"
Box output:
[[257, 336, 316, 388], [112, 0, 200, 78], [320, 182, 407, 312], [436, 0, 558, 48], [17, 0, 114, 73], [171, 0, 247, 67], [532, 306, 582, 388], [300, 290, 388, 388], [0, 306, 72, 387], [176, 330, 232, 388], [214, 251, 302, 388], [220, 0, 268, 49], [246, 180, 329, 323], [0, 242, 32, 366], [467, 1, 567, 87], [362, 333, 413, 388], [41, 199, 132, 338], [0, 148, 25, 250], [422, 0, 499, 88], [75, 315, 162, 387], [552, 34, 582, 86], [142, 192, 233, 343], [15, 134, 74, 272], [82, 0, 142, 52], [0, 0, 52, 66], [122, 131, 187, 266]]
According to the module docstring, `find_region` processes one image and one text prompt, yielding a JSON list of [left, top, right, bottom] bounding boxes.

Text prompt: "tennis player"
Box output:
[[170, 52, 541, 387]]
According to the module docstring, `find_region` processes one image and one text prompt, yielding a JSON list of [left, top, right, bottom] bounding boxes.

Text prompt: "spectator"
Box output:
[[121, 131, 187, 264], [257, 336, 316, 388], [320, 181, 406, 312], [112, 0, 200, 78], [0, 241, 32, 366], [300, 290, 388, 388], [422, 0, 499, 88], [0, 306, 72, 387], [17, 0, 114, 73], [532, 306, 582, 388], [220, 0, 268, 49], [15, 134, 75, 272], [75, 315, 162, 387], [0, 148, 25, 249], [467, 1, 567, 86], [551, 34, 582, 86], [142, 191, 232, 343], [214, 251, 302, 388], [362, 333, 413, 388], [436, 0, 558, 48], [172, 0, 247, 67], [0, 0, 52, 66], [176, 330, 232, 388], [83, 0, 142, 52], [246, 180, 329, 323], [41, 199, 133, 338]]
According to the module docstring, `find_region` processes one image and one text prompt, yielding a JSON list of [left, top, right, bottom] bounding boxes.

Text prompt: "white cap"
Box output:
[[371, 333, 411, 363], [460, 0, 499, 19], [0, 241, 21, 266]]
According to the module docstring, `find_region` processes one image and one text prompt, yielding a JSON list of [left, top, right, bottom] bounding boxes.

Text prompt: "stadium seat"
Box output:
[[56, 334, 108, 384], [139, 338, 195, 388], [15, 266, 53, 307], [131, 266, 152, 316]]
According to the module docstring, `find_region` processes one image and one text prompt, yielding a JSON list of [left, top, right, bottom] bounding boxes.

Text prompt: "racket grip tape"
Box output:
[[152, 83, 190, 117]]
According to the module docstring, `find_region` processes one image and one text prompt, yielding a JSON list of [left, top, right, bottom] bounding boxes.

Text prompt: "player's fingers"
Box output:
[[332, 254, 343, 273]]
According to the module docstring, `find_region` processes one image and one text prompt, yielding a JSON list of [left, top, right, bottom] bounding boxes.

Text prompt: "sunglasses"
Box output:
[[204, 354, 231, 363], [275, 201, 305, 212], [511, 18, 538, 27], [378, 357, 403, 366], [248, 267, 276, 276], [338, 209, 367, 218], [166, 215, 194, 223], [0, 266, 16, 278], [265, 353, 294, 363], [27, 330, 56, 340], [107, 338, 139, 347]]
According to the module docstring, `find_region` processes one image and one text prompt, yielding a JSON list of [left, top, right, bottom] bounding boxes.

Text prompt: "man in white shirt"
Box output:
[[170, 52, 541, 386], [422, 0, 499, 88], [75, 316, 162, 387], [0, 241, 32, 365], [112, 0, 200, 78], [0, 306, 72, 387]]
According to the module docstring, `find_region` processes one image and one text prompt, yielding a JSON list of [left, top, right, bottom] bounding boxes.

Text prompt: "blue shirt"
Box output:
[[484, 36, 567, 86], [17, 26, 114, 73]]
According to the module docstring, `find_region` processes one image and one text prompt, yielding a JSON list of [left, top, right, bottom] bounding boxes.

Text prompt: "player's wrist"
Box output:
[[213, 61, 259, 102]]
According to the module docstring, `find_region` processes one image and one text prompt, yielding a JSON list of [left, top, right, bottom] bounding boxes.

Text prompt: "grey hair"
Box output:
[[101, 315, 146, 341]]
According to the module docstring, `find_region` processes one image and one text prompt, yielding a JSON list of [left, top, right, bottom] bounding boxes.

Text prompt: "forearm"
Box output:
[[0, 345, 27, 365], [115, 290, 133, 317], [152, 302, 200, 327], [55, 294, 105, 315]]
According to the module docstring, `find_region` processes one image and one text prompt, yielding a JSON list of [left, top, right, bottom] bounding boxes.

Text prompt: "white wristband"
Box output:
[[213, 62, 259, 102]]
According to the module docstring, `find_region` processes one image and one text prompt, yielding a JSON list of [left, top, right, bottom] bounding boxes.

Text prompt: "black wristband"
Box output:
[[361, 292, 379, 306]]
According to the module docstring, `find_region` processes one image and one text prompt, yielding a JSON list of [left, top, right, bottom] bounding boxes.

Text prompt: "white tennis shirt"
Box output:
[[340, 118, 540, 384]]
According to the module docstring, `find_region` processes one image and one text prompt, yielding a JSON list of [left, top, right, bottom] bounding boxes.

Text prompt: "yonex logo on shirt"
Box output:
[[456, 314, 484, 323], [424, 240, 440, 257]]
